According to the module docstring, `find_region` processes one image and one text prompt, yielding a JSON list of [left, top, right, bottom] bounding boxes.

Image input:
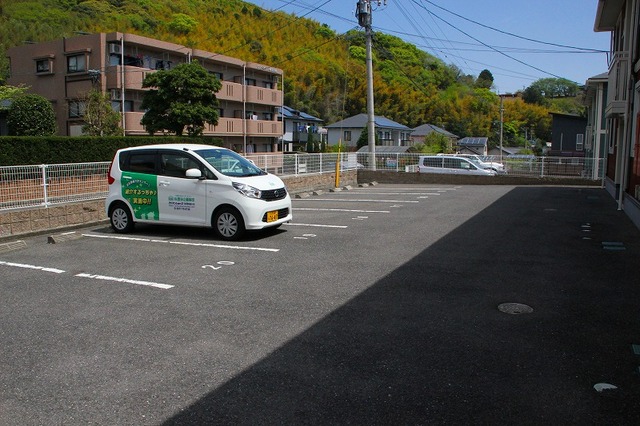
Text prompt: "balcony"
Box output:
[[245, 85, 282, 106], [216, 81, 243, 102], [606, 51, 629, 118], [121, 113, 282, 137]]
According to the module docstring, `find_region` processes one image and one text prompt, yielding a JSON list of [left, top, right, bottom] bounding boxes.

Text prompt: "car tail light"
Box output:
[[107, 161, 115, 185]]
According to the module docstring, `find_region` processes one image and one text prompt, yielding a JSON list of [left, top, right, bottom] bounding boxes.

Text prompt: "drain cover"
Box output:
[[498, 303, 533, 314]]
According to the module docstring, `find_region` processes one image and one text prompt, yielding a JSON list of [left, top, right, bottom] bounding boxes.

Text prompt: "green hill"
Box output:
[[0, 0, 578, 145]]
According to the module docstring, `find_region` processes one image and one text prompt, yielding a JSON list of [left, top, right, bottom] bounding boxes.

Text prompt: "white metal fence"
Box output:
[[354, 153, 606, 180], [0, 154, 604, 212], [0, 162, 111, 211]]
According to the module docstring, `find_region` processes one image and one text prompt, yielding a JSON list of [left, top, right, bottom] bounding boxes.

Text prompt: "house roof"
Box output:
[[457, 137, 488, 146], [411, 124, 458, 138], [356, 145, 412, 154], [325, 113, 411, 130], [279, 106, 323, 123]]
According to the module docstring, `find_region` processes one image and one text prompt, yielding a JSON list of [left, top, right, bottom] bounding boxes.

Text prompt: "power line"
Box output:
[[420, 0, 605, 53], [408, 0, 567, 81]]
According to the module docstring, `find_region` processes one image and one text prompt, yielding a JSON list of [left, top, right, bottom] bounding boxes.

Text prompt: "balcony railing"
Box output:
[[606, 51, 629, 118], [121, 112, 282, 137]]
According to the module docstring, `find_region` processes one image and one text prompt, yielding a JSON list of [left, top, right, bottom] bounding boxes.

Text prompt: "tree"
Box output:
[[356, 125, 380, 150], [522, 78, 579, 105], [141, 61, 221, 136], [82, 89, 121, 136], [0, 84, 29, 104], [475, 69, 494, 89], [7, 94, 56, 136]]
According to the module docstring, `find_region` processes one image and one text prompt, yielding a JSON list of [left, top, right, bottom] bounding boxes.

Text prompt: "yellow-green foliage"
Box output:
[[0, 0, 580, 143]]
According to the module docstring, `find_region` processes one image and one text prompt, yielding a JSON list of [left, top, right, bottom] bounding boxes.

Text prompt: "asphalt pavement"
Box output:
[[1, 184, 639, 425]]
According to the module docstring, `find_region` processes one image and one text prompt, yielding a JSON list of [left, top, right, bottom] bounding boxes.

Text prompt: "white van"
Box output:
[[105, 144, 292, 240], [417, 155, 496, 176]]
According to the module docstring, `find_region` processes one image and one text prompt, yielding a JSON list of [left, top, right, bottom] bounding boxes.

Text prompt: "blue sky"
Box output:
[[245, 0, 611, 93]]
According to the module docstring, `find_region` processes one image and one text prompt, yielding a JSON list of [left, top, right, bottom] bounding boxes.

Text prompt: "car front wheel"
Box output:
[[213, 207, 245, 241], [109, 203, 134, 233]]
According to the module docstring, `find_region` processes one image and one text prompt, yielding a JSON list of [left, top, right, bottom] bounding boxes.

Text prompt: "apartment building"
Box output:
[[6, 32, 284, 153], [594, 0, 640, 228]]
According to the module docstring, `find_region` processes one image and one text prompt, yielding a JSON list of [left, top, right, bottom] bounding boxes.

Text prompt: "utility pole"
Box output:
[[357, 0, 386, 170], [499, 94, 504, 164]]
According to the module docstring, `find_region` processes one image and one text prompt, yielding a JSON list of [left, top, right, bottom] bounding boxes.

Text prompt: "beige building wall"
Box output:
[[7, 32, 284, 153]]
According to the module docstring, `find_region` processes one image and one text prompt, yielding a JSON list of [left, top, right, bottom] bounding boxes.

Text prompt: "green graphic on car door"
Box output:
[[121, 172, 159, 220]]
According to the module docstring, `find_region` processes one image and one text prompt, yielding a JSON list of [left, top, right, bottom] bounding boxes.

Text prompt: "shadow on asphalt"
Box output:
[[161, 187, 640, 424]]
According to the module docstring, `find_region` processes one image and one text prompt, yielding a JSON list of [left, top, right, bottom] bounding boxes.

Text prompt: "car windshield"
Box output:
[[195, 148, 266, 177], [465, 156, 485, 168]]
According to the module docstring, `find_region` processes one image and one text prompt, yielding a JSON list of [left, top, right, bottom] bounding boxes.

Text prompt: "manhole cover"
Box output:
[[498, 303, 533, 314]]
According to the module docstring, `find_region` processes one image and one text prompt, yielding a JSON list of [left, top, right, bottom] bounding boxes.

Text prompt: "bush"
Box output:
[[7, 94, 57, 136]]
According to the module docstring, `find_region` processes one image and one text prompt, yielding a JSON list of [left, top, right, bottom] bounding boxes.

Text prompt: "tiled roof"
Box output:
[[411, 124, 458, 138], [325, 113, 411, 130]]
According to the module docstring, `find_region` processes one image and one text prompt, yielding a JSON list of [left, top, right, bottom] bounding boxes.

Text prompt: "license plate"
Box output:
[[267, 210, 278, 223]]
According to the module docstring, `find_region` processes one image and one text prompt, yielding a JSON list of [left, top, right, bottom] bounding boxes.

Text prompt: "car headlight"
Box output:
[[232, 182, 262, 199]]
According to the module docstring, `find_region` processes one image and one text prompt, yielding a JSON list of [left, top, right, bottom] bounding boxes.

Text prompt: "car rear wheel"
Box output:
[[213, 207, 245, 241], [109, 203, 134, 233]]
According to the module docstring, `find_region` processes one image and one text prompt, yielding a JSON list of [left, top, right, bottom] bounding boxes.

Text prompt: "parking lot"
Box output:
[[1, 183, 640, 424]]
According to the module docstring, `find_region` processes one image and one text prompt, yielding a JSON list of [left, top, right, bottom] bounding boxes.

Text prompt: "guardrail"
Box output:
[[0, 154, 604, 212]]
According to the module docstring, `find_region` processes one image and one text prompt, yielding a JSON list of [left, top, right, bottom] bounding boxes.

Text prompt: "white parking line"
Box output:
[[294, 208, 390, 213], [75, 273, 173, 290], [299, 198, 419, 203], [283, 223, 348, 229], [82, 233, 279, 252], [0, 260, 65, 274]]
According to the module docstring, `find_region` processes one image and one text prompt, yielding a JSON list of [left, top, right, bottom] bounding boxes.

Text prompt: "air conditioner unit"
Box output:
[[109, 44, 121, 55], [110, 89, 121, 100]]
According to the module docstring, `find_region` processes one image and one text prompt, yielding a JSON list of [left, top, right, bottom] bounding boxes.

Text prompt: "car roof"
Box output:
[[119, 143, 230, 152]]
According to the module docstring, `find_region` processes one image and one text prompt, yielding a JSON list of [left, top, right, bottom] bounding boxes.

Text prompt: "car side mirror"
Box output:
[[186, 168, 202, 179]]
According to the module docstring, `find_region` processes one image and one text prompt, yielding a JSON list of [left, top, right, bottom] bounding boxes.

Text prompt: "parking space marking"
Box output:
[[83, 233, 279, 252], [284, 223, 348, 229], [294, 208, 390, 213], [0, 260, 66, 274], [75, 272, 174, 290], [294, 234, 317, 240], [300, 198, 419, 203]]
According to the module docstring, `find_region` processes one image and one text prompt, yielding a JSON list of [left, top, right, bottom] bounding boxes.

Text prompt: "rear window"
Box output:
[[127, 152, 157, 174], [421, 157, 442, 167]]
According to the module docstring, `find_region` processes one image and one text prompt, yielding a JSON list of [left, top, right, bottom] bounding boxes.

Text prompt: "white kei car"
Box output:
[[105, 144, 292, 240]]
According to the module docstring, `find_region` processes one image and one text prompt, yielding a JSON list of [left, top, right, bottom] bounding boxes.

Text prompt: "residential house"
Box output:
[[456, 137, 489, 155], [6, 32, 284, 153], [324, 113, 412, 148], [594, 0, 640, 228], [584, 72, 609, 179], [410, 124, 458, 149], [279, 106, 324, 151], [548, 112, 588, 157]]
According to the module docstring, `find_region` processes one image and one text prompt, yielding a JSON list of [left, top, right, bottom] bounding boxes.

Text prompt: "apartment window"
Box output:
[[35, 59, 51, 73], [344, 130, 351, 141], [210, 71, 223, 80], [576, 133, 584, 151], [245, 78, 257, 86], [218, 108, 224, 118], [69, 100, 86, 118], [263, 81, 273, 89], [263, 112, 273, 121], [67, 54, 86, 73]]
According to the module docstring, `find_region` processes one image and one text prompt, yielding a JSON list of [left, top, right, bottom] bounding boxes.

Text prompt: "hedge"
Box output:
[[0, 136, 223, 166]]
